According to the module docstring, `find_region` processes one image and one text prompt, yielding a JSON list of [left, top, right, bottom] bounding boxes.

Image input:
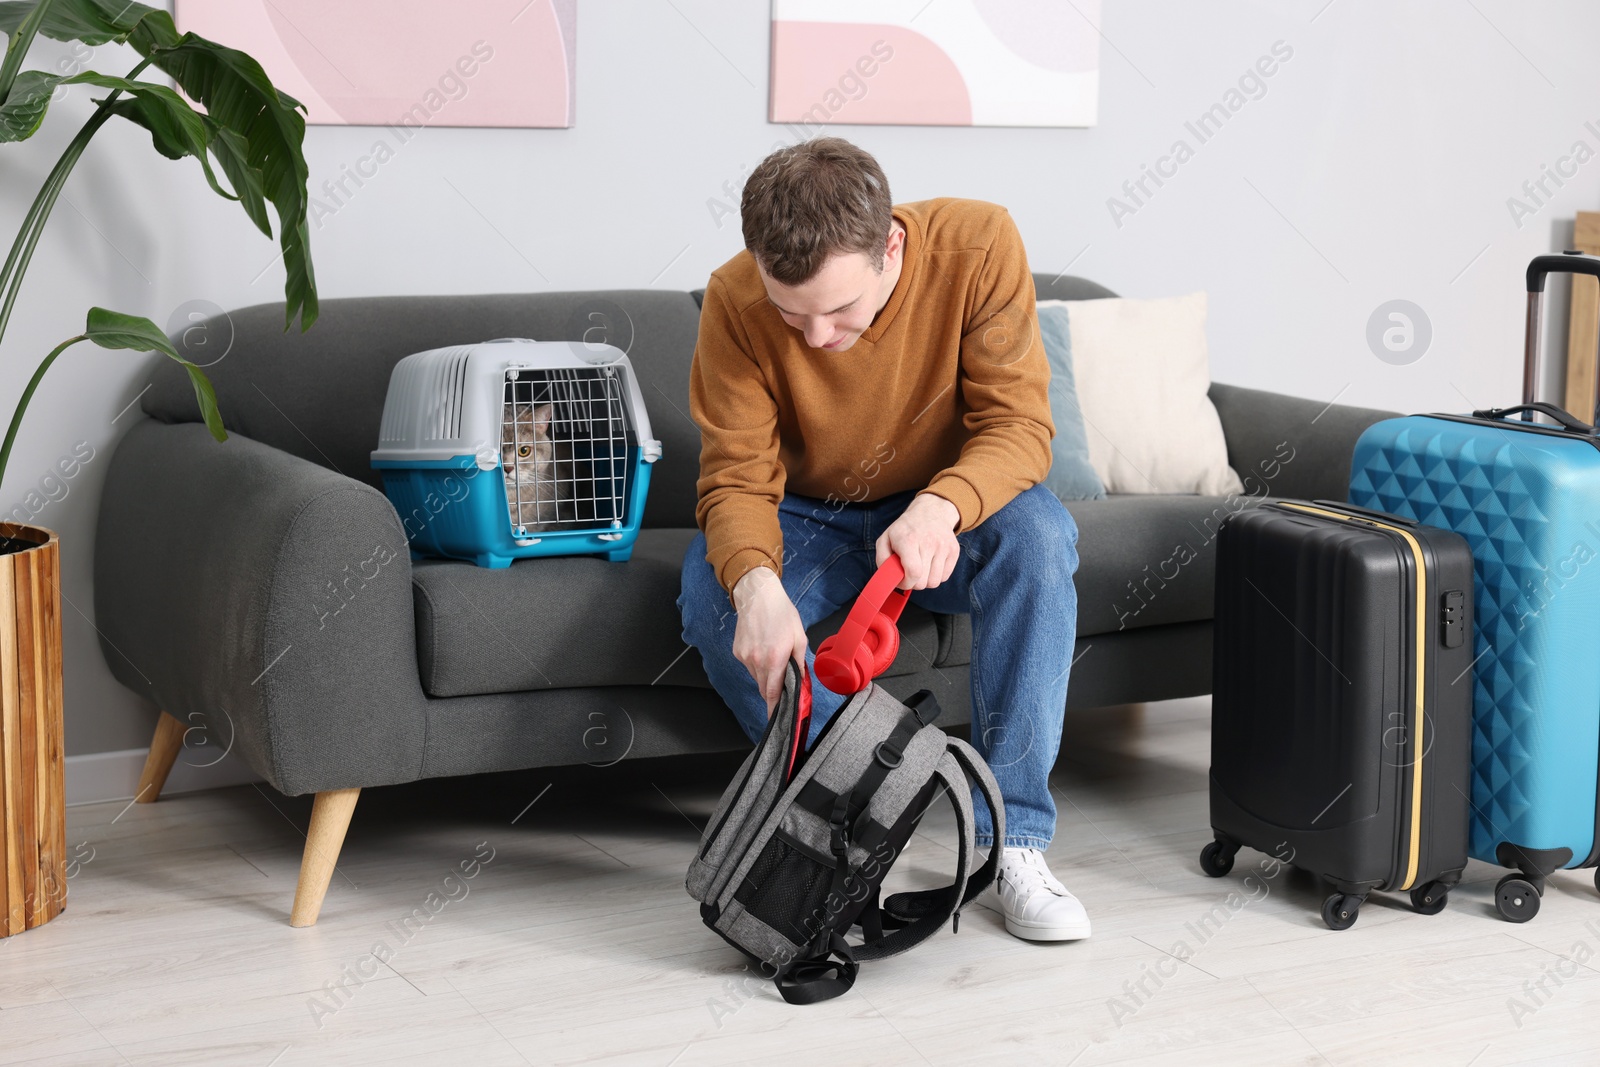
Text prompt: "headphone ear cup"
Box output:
[[815, 634, 837, 664], [814, 635, 863, 693], [845, 646, 872, 693], [866, 614, 901, 675]]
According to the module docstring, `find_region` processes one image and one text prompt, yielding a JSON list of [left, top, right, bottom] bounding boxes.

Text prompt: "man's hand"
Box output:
[[731, 566, 808, 715], [877, 492, 961, 590]]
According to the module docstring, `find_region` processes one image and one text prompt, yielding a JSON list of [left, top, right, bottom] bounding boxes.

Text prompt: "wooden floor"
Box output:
[[4, 697, 1600, 1066]]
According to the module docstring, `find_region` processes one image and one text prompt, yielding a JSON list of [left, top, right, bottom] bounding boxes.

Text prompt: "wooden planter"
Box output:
[[0, 524, 64, 938]]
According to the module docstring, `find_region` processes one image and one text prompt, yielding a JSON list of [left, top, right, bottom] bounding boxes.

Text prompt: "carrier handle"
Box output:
[[813, 556, 910, 695], [1471, 402, 1597, 435], [1523, 251, 1600, 423]]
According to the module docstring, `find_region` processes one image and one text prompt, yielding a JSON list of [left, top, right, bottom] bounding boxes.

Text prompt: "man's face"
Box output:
[[758, 227, 904, 352]]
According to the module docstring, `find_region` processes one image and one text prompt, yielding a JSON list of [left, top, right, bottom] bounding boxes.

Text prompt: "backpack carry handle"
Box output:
[[1523, 251, 1600, 423], [814, 555, 910, 695]]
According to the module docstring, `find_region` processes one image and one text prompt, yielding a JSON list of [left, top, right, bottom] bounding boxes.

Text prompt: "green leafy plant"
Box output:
[[0, 0, 317, 490]]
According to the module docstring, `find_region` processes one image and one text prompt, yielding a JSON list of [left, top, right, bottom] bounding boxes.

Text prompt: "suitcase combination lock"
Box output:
[[1440, 590, 1466, 649]]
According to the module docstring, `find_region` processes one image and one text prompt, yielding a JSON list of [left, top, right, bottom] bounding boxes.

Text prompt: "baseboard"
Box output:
[[65, 747, 266, 807]]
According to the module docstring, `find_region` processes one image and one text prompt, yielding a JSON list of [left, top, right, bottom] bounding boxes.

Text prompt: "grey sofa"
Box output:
[[93, 273, 1395, 926]]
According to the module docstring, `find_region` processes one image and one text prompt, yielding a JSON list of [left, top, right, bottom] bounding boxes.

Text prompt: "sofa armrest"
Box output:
[[94, 420, 429, 796], [1209, 382, 1399, 503]]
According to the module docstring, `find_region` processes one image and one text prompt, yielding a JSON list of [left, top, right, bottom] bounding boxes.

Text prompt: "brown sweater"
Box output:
[[689, 197, 1053, 593]]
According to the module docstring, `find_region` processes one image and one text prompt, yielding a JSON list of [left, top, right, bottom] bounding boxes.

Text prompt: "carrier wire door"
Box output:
[[503, 367, 631, 537]]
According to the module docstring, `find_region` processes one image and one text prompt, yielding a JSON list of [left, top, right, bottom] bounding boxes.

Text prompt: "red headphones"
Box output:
[[813, 555, 910, 695]]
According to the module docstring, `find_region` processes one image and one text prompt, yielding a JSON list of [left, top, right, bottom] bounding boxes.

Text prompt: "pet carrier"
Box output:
[[370, 338, 661, 568]]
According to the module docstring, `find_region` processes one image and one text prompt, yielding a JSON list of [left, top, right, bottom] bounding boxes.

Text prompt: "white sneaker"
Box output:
[[994, 847, 1092, 942]]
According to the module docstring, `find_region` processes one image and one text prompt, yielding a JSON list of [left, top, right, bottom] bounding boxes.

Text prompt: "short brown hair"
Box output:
[[740, 137, 893, 286]]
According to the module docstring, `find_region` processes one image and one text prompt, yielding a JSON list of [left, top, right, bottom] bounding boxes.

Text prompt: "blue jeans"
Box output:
[[677, 484, 1080, 851]]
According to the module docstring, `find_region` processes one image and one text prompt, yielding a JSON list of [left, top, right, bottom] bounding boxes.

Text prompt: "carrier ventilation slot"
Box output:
[[427, 350, 471, 443]]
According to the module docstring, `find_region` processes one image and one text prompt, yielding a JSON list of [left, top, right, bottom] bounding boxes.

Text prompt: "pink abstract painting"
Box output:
[[175, 0, 575, 128], [771, 0, 1100, 128]]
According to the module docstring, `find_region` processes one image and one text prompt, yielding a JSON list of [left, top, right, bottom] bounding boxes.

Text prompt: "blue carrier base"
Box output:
[[373, 452, 652, 568]]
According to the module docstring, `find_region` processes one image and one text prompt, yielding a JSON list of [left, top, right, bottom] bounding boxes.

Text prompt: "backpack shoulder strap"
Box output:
[[945, 735, 1005, 904], [851, 753, 975, 962], [879, 736, 1005, 925]]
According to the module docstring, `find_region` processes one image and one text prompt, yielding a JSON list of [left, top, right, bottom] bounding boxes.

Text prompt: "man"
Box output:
[[677, 137, 1088, 942]]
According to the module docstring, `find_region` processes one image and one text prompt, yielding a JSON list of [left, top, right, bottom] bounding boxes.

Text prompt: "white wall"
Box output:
[[8, 0, 1600, 785]]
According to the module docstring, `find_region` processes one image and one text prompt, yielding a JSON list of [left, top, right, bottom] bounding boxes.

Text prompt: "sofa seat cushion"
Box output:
[[411, 528, 949, 699], [1065, 493, 1258, 637]]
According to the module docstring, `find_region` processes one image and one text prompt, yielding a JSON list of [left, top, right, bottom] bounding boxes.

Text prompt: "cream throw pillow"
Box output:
[[1065, 292, 1243, 496]]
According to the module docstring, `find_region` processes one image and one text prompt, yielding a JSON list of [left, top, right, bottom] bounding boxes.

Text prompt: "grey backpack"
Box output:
[[686, 662, 1004, 1004]]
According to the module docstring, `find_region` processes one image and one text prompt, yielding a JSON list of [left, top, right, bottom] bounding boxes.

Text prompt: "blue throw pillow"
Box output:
[[1035, 302, 1107, 501]]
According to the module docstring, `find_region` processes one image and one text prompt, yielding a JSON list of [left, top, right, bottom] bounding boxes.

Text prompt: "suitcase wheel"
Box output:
[[1593, 867, 1600, 898], [1321, 892, 1363, 931], [1198, 840, 1237, 878], [1495, 875, 1541, 923], [1408, 881, 1450, 916]]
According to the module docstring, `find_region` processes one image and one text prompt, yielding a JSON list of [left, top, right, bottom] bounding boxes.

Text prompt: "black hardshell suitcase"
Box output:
[[1200, 499, 1475, 929]]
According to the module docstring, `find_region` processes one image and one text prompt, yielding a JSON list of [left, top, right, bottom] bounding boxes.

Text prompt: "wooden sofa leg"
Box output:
[[135, 711, 187, 803], [289, 787, 360, 928]]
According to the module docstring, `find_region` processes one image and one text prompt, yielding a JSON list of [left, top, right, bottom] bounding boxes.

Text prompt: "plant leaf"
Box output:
[[200, 118, 269, 235], [180, 362, 226, 442], [0, 2, 315, 327], [0, 0, 172, 49], [0, 0, 55, 106], [60, 71, 241, 202], [0, 0, 315, 329], [77, 71, 205, 153], [83, 305, 178, 356], [143, 35, 317, 331], [0, 67, 59, 142], [84, 307, 226, 441]]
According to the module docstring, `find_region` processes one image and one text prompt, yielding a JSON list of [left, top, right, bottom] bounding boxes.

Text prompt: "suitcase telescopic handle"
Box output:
[[1523, 251, 1600, 423], [1525, 251, 1600, 293]]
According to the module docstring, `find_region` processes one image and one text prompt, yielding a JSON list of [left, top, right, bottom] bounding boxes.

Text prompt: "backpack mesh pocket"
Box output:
[[735, 832, 839, 945]]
